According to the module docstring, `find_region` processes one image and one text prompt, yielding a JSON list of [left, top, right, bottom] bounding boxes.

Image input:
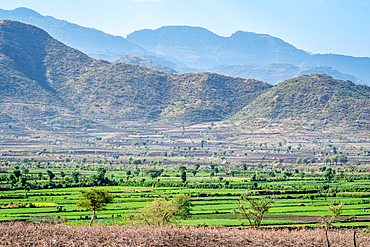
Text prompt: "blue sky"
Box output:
[[1, 0, 370, 57]]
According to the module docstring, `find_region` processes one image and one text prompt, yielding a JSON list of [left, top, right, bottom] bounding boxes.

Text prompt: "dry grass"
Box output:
[[0, 222, 369, 246]]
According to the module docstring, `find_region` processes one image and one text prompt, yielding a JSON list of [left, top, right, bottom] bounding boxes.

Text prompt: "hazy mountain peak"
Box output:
[[0, 7, 148, 54], [6, 7, 43, 18]]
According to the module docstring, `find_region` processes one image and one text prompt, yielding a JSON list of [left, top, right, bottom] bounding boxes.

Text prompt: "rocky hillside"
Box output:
[[0, 20, 271, 125], [233, 74, 370, 129]]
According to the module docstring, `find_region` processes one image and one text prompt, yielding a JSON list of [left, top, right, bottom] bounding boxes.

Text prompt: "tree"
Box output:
[[200, 140, 205, 148], [214, 167, 219, 174], [76, 187, 114, 227], [8, 174, 17, 188], [179, 166, 187, 173], [20, 177, 31, 197], [296, 157, 302, 164], [60, 171, 66, 178], [338, 154, 348, 164], [71, 171, 80, 183], [330, 155, 338, 165], [21, 167, 29, 175], [181, 171, 187, 183], [95, 168, 107, 185], [131, 194, 192, 226], [46, 170, 55, 181], [234, 195, 274, 228], [194, 164, 200, 170], [323, 156, 331, 165], [302, 157, 308, 165], [243, 163, 247, 170], [320, 203, 344, 247], [144, 169, 162, 180], [309, 195, 315, 205], [324, 168, 335, 183], [131, 159, 142, 167], [13, 170, 21, 179]]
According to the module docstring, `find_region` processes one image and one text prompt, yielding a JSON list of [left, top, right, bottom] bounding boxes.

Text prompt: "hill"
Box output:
[[233, 74, 370, 129], [209, 64, 362, 85], [0, 20, 271, 125]]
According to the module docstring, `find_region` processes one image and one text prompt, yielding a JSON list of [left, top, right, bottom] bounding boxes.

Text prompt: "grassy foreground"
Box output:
[[1, 221, 369, 246]]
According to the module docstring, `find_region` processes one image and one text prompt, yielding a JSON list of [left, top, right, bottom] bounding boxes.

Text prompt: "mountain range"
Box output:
[[0, 20, 271, 125], [0, 20, 369, 131], [1, 7, 369, 85]]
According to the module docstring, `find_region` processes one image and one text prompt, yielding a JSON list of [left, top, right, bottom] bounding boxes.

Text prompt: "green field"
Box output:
[[1, 163, 370, 227]]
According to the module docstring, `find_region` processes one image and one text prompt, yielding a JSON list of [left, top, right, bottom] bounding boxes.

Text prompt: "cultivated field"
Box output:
[[1, 121, 370, 228]]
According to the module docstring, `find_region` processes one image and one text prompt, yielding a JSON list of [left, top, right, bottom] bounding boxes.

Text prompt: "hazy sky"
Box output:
[[1, 0, 370, 57]]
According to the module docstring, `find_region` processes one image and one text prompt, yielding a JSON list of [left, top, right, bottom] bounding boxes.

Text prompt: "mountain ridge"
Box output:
[[2, 7, 369, 84], [0, 20, 369, 131], [0, 20, 271, 125], [126, 25, 310, 69], [0, 7, 148, 54]]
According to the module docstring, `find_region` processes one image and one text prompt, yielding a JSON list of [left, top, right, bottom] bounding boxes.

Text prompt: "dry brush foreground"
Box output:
[[0, 222, 369, 246]]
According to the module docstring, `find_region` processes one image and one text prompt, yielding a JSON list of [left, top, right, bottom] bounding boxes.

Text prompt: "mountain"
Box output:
[[0, 7, 199, 73], [0, 20, 271, 125], [0, 7, 147, 54], [2, 7, 369, 84], [1, 20, 369, 130], [0, 19, 93, 123], [300, 54, 370, 83], [126, 26, 310, 69], [208, 64, 362, 85], [126, 26, 370, 84], [233, 74, 370, 129]]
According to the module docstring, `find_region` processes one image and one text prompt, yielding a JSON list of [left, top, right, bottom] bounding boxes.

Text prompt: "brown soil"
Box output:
[[0, 222, 369, 246]]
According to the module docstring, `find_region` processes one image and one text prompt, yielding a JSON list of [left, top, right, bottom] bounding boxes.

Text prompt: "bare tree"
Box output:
[[320, 202, 344, 247], [234, 195, 274, 228]]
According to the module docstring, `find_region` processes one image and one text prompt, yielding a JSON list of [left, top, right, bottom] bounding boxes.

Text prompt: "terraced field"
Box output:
[[2, 180, 370, 227]]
